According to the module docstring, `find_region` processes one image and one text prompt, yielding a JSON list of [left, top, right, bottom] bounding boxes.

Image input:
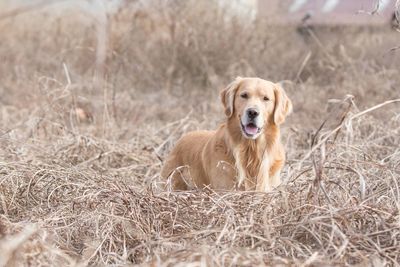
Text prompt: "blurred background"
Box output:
[[0, 1, 400, 265], [1, 0, 399, 136]]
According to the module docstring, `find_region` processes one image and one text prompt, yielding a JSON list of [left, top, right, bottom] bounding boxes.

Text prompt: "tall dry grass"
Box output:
[[0, 0, 399, 266]]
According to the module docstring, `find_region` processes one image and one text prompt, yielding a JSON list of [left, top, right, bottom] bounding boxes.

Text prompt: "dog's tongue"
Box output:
[[245, 124, 258, 135]]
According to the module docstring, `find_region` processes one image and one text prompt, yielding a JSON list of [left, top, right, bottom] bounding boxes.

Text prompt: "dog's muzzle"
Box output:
[[240, 108, 262, 139]]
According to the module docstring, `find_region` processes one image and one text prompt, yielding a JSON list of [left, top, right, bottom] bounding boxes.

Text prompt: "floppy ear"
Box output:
[[273, 83, 293, 125], [220, 77, 242, 118]]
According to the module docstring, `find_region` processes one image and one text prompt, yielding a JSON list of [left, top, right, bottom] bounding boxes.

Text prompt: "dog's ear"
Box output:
[[273, 83, 292, 125], [220, 77, 242, 118]]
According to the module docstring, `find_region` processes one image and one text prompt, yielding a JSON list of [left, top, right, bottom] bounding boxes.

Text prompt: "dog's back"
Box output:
[[161, 131, 214, 190]]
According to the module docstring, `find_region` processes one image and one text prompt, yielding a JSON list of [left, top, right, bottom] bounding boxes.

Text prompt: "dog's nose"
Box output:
[[247, 108, 259, 119]]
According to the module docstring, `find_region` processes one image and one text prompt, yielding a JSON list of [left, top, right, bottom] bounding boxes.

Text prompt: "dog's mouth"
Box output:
[[240, 122, 262, 138]]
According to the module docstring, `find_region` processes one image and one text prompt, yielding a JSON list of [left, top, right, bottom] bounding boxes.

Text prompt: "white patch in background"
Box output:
[[322, 0, 339, 13], [377, 0, 390, 12], [218, 0, 258, 21], [4, 0, 126, 17], [289, 0, 309, 13]]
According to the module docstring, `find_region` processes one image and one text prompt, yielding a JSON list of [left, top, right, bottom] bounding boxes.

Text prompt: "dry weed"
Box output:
[[0, 1, 399, 266]]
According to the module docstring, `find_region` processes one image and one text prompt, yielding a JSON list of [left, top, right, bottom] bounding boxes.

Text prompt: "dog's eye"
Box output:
[[263, 96, 269, 101], [240, 93, 248, 99]]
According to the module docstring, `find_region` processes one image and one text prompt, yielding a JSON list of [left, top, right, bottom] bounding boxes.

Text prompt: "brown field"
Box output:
[[0, 1, 399, 266]]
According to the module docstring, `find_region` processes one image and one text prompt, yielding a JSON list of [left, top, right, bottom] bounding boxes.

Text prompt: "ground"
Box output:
[[0, 1, 399, 266]]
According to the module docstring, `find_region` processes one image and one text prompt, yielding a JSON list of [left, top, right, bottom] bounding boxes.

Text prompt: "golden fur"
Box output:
[[161, 77, 292, 192]]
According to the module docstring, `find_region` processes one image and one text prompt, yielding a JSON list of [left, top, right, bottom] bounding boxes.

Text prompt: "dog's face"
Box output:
[[221, 77, 292, 139]]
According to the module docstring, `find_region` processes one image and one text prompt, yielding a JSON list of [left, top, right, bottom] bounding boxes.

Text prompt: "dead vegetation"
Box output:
[[0, 1, 399, 266]]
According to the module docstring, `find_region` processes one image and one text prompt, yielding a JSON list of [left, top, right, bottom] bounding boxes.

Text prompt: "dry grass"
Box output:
[[0, 1, 399, 266]]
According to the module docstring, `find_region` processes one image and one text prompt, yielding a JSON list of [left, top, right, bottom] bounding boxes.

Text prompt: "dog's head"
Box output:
[[221, 77, 292, 139]]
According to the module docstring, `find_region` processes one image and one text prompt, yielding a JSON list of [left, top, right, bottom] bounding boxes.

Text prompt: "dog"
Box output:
[[161, 77, 292, 192]]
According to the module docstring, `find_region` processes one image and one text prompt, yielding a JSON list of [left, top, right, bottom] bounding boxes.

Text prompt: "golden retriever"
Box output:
[[161, 77, 292, 192]]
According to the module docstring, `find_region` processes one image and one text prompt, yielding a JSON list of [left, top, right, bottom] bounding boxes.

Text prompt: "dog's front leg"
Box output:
[[234, 149, 247, 189], [255, 156, 271, 192], [256, 173, 271, 192], [236, 157, 257, 190], [266, 159, 284, 191]]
